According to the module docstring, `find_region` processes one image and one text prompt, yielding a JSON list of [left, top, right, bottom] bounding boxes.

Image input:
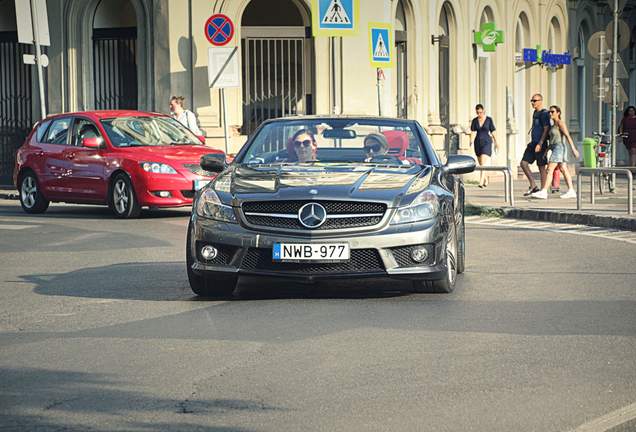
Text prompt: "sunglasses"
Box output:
[[549, 110, 557, 113], [530, 99, 541, 103], [294, 139, 313, 148]]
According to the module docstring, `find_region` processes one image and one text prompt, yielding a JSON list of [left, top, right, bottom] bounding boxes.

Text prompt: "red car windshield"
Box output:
[[101, 116, 202, 147]]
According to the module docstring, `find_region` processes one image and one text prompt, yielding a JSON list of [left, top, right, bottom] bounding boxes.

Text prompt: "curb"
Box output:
[[0, 190, 18, 201], [466, 204, 636, 231]]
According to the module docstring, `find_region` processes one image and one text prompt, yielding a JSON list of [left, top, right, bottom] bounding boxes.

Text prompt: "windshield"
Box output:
[[100, 116, 202, 147], [237, 119, 431, 167]]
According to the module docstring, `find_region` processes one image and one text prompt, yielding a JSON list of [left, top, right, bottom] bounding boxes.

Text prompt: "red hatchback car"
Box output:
[[13, 110, 222, 218]]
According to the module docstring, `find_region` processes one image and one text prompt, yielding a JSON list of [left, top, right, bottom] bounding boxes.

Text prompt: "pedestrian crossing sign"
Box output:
[[312, 0, 358, 37], [369, 23, 394, 68]]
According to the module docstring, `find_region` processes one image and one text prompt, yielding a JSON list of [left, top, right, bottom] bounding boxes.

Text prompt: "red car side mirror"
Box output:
[[197, 135, 206, 144], [82, 137, 103, 148]]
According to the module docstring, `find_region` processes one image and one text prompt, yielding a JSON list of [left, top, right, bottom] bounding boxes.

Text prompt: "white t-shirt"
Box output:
[[172, 110, 201, 135]]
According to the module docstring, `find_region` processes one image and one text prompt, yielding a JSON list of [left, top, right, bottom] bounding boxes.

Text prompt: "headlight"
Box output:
[[140, 162, 177, 174], [195, 188, 237, 223], [391, 190, 439, 225]]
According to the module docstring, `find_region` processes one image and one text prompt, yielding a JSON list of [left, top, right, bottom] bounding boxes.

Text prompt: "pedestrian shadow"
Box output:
[[25, 261, 415, 301], [0, 366, 277, 431]]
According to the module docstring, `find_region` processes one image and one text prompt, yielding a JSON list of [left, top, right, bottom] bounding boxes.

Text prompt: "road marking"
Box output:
[[570, 401, 636, 432], [466, 217, 636, 244], [45, 232, 104, 247], [0, 224, 36, 230]]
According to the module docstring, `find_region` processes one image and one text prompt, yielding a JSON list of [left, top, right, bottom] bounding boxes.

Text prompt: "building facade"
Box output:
[[1, 0, 635, 184]]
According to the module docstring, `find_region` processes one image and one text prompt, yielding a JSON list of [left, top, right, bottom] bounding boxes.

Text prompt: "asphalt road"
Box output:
[[0, 200, 635, 432]]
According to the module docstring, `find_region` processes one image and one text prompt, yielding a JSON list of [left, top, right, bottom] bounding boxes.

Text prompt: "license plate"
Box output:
[[193, 179, 210, 190], [273, 243, 350, 262]]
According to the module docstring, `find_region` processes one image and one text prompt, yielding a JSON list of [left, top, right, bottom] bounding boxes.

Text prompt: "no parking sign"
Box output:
[[205, 14, 234, 46]]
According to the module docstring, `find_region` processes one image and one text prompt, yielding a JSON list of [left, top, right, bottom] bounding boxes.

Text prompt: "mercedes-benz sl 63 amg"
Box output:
[[187, 116, 475, 296]]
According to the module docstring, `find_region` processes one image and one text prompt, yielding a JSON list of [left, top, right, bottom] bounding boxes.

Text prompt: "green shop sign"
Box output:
[[473, 22, 504, 52]]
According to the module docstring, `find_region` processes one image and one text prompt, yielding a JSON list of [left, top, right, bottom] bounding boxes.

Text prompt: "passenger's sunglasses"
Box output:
[[294, 139, 313, 148], [530, 99, 540, 103], [549, 110, 557, 113]]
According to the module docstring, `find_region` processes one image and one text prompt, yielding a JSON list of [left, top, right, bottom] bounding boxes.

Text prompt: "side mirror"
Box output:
[[197, 135, 206, 144], [445, 155, 476, 175], [200, 152, 226, 173], [82, 137, 103, 149]]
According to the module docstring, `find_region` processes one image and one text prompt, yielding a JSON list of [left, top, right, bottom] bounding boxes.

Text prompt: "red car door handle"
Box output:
[[66, 153, 76, 159], [36, 151, 44, 156]]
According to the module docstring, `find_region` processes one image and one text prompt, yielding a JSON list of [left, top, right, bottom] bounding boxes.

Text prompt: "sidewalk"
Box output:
[[465, 174, 636, 231]]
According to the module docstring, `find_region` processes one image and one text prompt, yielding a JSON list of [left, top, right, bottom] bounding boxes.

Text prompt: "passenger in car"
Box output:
[[288, 129, 318, 162], [363, 133, 389, 161]]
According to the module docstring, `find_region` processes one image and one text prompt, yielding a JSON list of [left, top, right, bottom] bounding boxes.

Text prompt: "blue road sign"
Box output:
[[312, 0, 358, 36], [369, 24, 393, 67], [205, 14, 234, 46]]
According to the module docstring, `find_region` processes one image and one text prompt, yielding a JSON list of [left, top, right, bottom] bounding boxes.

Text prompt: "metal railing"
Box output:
[[472, 166, 514, 207], [576, 167, 633, 215]]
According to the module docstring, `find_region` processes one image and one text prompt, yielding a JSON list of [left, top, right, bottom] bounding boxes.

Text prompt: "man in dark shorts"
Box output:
[[521, 93, 550, 196]]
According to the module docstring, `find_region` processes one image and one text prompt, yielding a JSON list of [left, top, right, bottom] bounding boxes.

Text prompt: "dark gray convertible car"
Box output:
[[187, 116, 475, 296]]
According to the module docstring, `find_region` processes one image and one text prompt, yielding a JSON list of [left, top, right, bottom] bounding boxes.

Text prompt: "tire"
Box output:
[[18, 171, 49, 214], [186, 221, 236, 298], [108, 173, 141, 218], [456, 192, 466, 275], [411, 219, 459, 294]]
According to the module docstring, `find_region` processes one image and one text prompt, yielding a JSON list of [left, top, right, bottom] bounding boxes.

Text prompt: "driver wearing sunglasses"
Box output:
[[363, 133, 389, 161], [289, 129, 318, 163]]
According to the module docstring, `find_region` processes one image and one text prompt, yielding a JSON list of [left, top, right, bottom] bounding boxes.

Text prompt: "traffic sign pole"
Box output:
[[611, 0, 618, 175], [30, 0, 46, 119], [598, 34, 605, 137]]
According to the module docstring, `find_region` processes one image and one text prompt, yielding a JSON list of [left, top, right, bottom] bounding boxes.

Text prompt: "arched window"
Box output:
[[514, 13, 530, 158], [395, 0, 408, 118], [477, 7, 494, 110], [241, 0, 314, 134], [546, 17, 562, 105], [92, 0, 138, 109]]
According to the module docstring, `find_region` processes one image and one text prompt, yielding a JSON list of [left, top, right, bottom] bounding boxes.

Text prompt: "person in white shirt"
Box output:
[[169, 96, 202, 135]]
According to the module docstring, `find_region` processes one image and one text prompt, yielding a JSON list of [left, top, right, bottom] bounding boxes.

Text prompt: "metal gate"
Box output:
[[0, 32, 32, 185], [241, 36, 310, 134], [93, 27, 138, 110]]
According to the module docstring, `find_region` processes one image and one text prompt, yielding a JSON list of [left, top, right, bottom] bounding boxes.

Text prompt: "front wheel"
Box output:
[[412, 221, 459, 294], [19, 172, 49, 214], [108, 173, 141, 218]]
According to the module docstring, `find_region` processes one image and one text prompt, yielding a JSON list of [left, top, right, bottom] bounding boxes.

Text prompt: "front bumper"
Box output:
[[189, 214, 449, 282], [133, 171, 212, 208]]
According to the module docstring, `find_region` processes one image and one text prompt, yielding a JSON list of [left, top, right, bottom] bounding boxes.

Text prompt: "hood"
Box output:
[[117, 145, 222, 164], [214, 164, 435, 206]]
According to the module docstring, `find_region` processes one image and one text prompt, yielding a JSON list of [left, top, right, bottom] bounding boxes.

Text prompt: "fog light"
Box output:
[[410, 246, 428, 263], [201, 245, 218, 260], [158, 191, 171, 198]]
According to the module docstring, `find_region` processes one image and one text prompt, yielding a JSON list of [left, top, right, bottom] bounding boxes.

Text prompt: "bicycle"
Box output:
[[593, 131, 614, 195]]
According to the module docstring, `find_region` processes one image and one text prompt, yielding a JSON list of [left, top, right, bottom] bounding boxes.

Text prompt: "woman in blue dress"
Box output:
[[470, 104, 498, 188]]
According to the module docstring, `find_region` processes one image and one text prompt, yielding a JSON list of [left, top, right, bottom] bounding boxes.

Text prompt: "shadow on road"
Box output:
[[24, 261, 412, 301], [0, 367, 276, 431]]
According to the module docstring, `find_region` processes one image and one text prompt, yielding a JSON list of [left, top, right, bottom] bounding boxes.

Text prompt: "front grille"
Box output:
[[195, 242, 239, 266], [241, 200, 387, 231], [183, 163, 214, 177], [242, 200, 386, 215], [391, 245, 434, 267], [241, 248, 385, 274]]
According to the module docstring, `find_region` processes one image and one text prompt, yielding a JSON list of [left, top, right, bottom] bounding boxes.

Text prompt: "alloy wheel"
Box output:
[[21, 176, 37, 209], [113, 179, 129, 214], [446, 225, 458, 286]]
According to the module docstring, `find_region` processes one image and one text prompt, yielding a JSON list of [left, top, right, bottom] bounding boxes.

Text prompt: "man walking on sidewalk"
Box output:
[[520, 94, 550, 196]]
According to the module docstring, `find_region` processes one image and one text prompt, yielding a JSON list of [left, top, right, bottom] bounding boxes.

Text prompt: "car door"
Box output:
[[60, 117, 108, 202], [40, 117, 73, 200]]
